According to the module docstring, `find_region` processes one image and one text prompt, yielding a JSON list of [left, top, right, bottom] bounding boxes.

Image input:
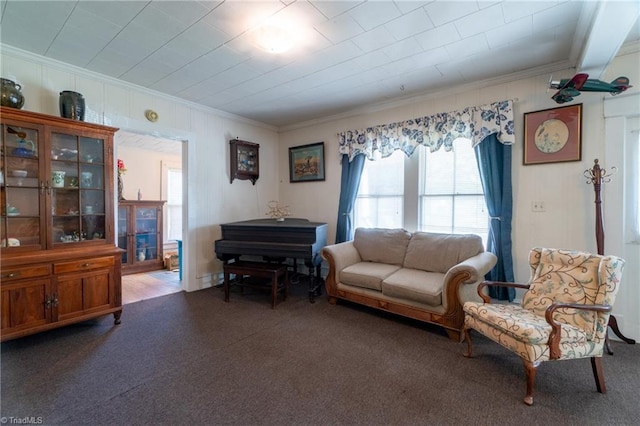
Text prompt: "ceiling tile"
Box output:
[[484, 16, 533, 48], [533, 2, 582, 32], [350, 26, 396, 53], [200, 1, 286, 39], [413, 23, 460, 51], [454, 4, 505, 38], [314, 13, 365, 44], [309, 1, 363, 19], [392, 1, 431, 15], [317, 40, 363, 67], [424, 1, 479, 26], [76, 1, 147, 27], [501, 1, 558, 23], [384, 7, 434, 41], [445, 33, 489, 59], [149, 1, 211, 27], [347, 1, 402, 31], [86, 48, 140, 78]]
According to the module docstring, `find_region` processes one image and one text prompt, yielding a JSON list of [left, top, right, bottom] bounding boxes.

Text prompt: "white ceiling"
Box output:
[[1, 0, 639, 130], [116, 130, 183, 155]]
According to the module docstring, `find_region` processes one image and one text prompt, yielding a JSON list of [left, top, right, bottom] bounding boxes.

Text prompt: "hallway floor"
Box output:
[[122, 269, 182, 305]]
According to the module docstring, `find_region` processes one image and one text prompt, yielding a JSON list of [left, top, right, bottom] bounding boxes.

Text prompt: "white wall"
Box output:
[[115, 145, 180, 201], [1, 46, 280, 292], [278, 50, 640, 341]]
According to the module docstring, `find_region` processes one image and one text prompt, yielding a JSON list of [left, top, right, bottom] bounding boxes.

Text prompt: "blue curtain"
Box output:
[[474, 133, 515, 301], [335, 154, 366, 243]]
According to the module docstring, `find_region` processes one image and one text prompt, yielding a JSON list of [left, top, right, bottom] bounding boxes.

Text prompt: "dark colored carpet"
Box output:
[[2, 280, 638, 425]]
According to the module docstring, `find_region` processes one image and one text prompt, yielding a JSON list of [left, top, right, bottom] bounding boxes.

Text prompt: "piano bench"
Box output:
[[223, 261, 289, 309]]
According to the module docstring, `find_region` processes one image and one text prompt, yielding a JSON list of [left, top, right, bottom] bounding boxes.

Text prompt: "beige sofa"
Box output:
[[321, 228, 497, 341]]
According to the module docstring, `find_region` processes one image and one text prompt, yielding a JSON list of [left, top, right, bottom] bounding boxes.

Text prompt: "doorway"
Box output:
[[116, 131, 185, 304]]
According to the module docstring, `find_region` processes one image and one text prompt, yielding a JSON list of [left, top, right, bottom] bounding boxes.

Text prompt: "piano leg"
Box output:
[[305, 262, 324, 303]]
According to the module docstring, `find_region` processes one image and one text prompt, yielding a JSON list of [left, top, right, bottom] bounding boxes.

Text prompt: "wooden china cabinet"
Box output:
[[0, 107, 123, 342], [118, 200, 165, 275]]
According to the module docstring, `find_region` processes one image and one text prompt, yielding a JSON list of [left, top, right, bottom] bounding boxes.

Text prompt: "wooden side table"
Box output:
[[223, 261, 289, 309]]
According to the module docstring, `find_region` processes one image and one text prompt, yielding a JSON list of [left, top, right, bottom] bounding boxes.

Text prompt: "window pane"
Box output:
[[419, 139, 488, 245], [421, 149, 454, 194], [453, 195, 488, 239], [358, 151, 404, 195], [355, 151, 404, 229], [420, 196, 453, 233], [454, 141, 483, 194], [167, 205, 182, 241], [355, 196, 403, 229], [167, 169, 182, 204], [166, 168, 182, 241]]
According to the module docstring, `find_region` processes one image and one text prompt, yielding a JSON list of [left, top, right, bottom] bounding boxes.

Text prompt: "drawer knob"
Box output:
[[1, 272, 18, 279]]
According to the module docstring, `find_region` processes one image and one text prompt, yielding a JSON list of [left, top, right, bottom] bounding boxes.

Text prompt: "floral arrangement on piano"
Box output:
[[266, 200, 291, 221]]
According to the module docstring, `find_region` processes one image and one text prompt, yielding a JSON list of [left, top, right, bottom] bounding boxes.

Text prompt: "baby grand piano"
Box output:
[[214, 218, 328, 302]]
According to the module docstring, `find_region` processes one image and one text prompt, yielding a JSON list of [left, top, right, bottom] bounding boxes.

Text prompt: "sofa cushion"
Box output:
[[403, 232, 484, 273], [381, 268, 444, 306], [341, 262, 402, 291], [353, 228, 411, 266]]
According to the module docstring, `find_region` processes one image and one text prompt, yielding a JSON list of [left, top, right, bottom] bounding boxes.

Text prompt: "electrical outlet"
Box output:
[[531, 201, 545, 212]]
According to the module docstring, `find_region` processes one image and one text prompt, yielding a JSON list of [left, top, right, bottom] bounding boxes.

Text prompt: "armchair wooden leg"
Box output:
[[523, 360, 538, 406], [462, 326, 473, 358], [591, 357, 607, 393]]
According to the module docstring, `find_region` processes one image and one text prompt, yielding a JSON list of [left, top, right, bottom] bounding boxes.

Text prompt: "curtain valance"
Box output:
[[337, 100, 515, 161]]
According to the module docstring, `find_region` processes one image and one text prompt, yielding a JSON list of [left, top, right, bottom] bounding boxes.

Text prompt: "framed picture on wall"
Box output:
[[289, 142, 325, 182], [523, 104, 582, 165]]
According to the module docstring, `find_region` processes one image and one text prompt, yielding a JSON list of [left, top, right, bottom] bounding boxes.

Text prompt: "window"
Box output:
[[354, 139, 488, 245], [419, 138, 488, 244], [162, 162, 182, 242], [354, 150, 404, 229]]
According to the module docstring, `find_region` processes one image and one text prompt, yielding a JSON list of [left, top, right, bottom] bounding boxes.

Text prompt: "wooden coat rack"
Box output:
[[585, 159, 636, 354]]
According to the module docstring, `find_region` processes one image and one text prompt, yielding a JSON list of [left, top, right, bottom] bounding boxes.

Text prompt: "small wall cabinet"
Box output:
[[0, 107, 122, 342], [118, 200, 165, 275], [230, 139, 259, 185]]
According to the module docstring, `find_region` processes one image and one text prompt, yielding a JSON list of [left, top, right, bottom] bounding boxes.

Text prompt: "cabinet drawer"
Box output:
[[0, 264, 51, 283], [54, 256, 114, 274]]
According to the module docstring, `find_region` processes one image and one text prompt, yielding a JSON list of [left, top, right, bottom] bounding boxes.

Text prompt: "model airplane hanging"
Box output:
[[549, 73, 632, 104]]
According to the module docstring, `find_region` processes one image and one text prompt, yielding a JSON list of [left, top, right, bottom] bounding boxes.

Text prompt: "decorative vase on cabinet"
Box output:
[[0, 106, 123, 342], [59, 90, 85, 121], [0, 78, 25, 109]]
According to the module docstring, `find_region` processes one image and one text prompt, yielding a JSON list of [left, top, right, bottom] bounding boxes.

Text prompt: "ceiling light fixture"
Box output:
[[253, 25, 293, 54]]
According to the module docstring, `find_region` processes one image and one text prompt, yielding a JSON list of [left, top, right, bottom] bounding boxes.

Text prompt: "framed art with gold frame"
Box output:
[[523, 104, 582, 165], [289, 142, 325, 182]]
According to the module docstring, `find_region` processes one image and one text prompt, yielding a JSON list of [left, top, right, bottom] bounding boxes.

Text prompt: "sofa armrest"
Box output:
[[321, 242, 362, 295], [442, 251, 498, 309]]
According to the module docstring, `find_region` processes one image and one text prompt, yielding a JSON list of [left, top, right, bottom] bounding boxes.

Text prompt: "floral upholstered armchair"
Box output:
[[462, 247, 625, 405]]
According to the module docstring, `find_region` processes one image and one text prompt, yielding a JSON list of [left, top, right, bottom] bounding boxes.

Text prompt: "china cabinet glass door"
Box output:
[[50, 132, 106, 246], [118, 205, 129, 265], [135, 206, 159, 262], [0, 122, 44, 250]]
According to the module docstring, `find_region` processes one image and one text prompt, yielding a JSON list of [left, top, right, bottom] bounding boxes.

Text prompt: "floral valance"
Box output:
[[338, 100, 514, 161]]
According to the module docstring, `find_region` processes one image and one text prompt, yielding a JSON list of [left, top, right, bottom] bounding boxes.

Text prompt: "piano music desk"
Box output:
[[223, 261, 289, 309]]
